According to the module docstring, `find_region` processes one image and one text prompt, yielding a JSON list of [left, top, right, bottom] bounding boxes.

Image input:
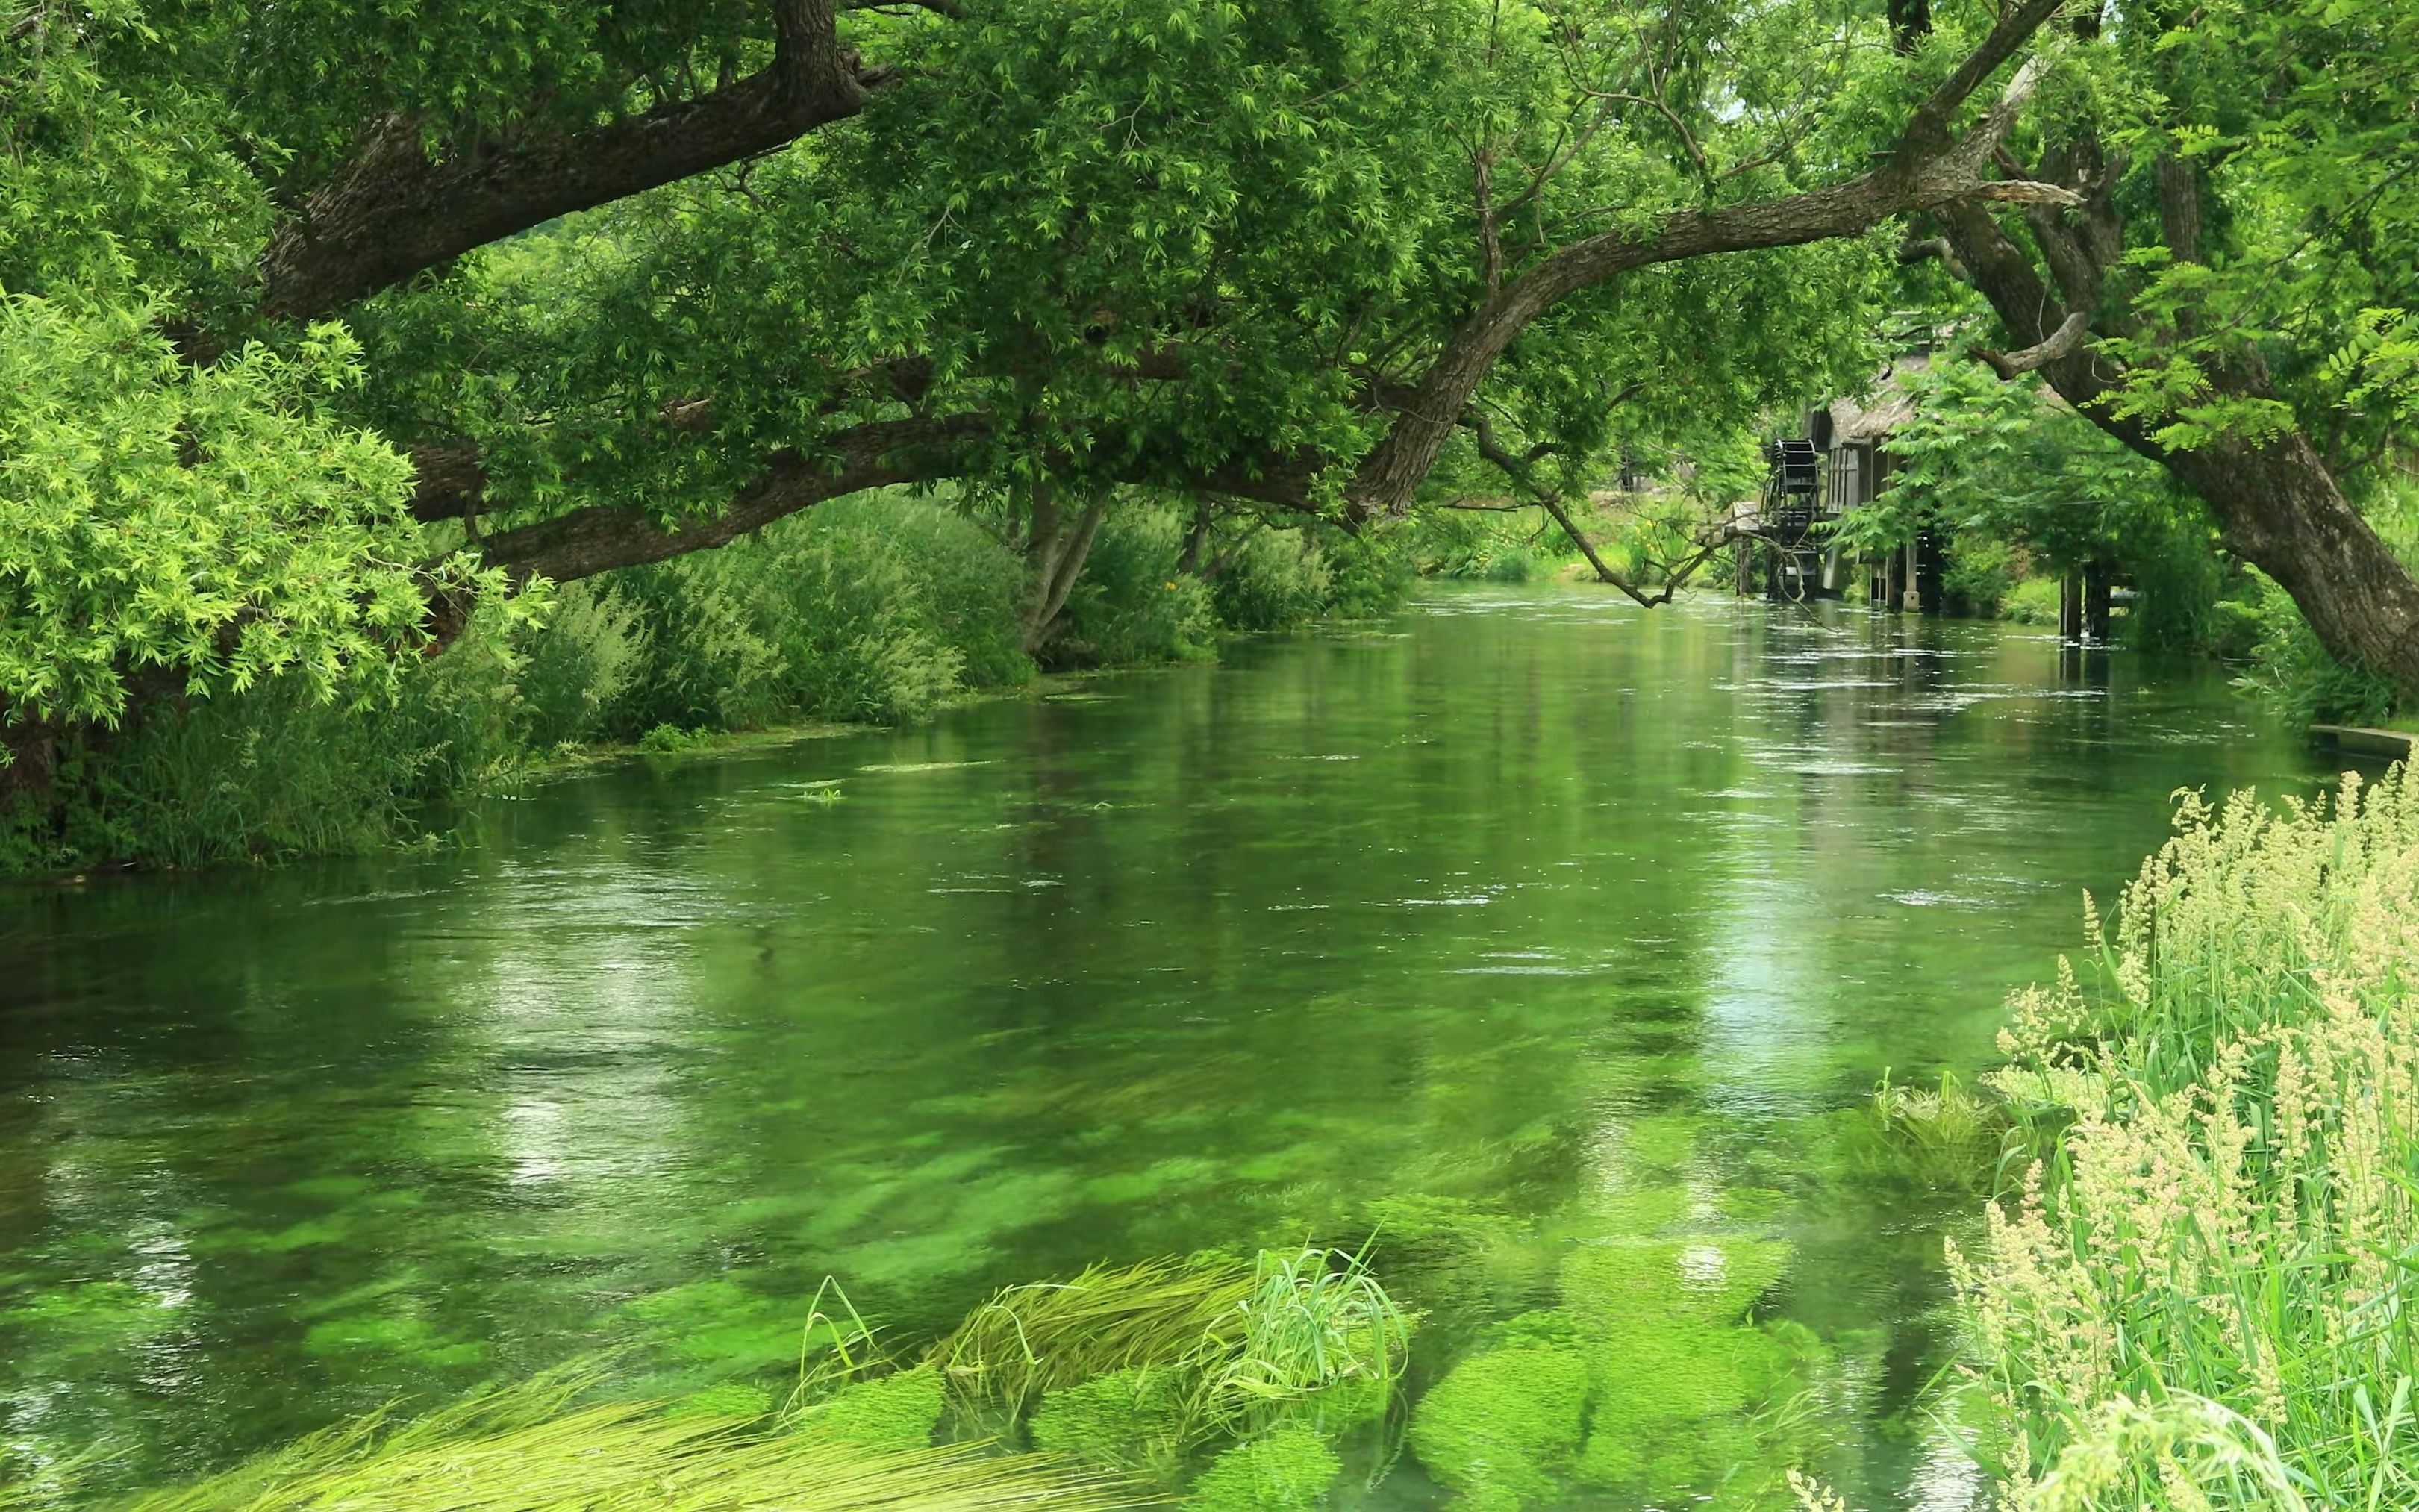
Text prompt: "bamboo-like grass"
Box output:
[[84, 1369, 1152, 1512], [1950, 770, 2419, 1509]]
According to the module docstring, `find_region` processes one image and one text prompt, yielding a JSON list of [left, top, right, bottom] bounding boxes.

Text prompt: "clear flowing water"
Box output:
[[0, 587, 2335, 1506]]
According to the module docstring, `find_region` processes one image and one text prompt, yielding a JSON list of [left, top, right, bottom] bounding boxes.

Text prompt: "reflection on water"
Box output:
[[0, 588, 2329, 1504]]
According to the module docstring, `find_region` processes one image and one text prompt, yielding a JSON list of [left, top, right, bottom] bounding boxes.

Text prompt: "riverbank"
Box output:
[[0, 496, 1411, 880], [1940, 767, 2419, 1508]]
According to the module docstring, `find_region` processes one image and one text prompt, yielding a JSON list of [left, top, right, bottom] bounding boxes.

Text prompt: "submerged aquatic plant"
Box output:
[[87, 1366, 1146, 1511], [1211, 1246, 1412, 1425], [935, 1246, 1408, 1440], [1408, 1234, 1819, 1511], [1182, 1425, 1343, 1511], [1866, 1067, 2007, 1190], [1958, 771, 2419, 1508], [936, 1254, 1258, 1419]]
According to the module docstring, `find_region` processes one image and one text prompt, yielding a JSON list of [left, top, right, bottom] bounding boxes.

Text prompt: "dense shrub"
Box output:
[[1048, 504, 1220, 666], [514, 582, 652, 749], [1941, 534, 2019, 617], [1209, 528, 1336, 631], [567, 493, 1035, 735], [2234, 577, 2400, 727], [0, 615, 526, 872]]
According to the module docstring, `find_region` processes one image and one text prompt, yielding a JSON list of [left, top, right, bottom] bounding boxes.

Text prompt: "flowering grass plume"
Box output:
[[1956, 769, 2419, 1509]]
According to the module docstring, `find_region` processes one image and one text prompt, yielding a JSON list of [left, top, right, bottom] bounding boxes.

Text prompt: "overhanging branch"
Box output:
[[260, 0, 879, 322]]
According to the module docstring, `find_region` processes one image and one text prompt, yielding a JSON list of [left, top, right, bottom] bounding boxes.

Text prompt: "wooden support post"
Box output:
[[2059, 573, 2082, 641], [2084, 563, 2112, 643], [1910, 533, 1943, 614]]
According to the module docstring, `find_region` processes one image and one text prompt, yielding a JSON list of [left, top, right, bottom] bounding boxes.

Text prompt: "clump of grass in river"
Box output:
[[1865, 1066, 2007, 1190], [1209, 1245, 1411, 1428], [937, 1254, 1258, 1420], [1949, 769, 2419, 1509], [937, 1246, 1409, 1446], [96, 1365, 1146, 1512]]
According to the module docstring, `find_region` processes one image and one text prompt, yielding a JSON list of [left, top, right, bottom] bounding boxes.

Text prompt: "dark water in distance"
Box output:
[[0, 587, 2336, 1505]]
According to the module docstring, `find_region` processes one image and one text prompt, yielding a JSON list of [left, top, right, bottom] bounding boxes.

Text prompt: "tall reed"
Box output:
[[1954, 770, 2419, 1508]]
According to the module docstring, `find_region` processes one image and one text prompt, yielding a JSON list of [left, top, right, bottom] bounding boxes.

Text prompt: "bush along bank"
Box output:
[[0, 496, 1410, 878], [1905, 770, 2419, 1509]]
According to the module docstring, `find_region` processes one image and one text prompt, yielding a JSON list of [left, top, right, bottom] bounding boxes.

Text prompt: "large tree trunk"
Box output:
[[2162, 436, 2419, 693], [1020, 487, 1108, 657], [1937, 201, 2419, 700], [0, 712, 58, 808]]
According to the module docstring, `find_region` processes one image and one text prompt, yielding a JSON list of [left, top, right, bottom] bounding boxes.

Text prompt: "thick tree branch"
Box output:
[[1976, 310, 2089, 377], [1888, 0, 2065, 168], [1348, 31, 2070, 521], [472, 413, 990, 583], [407, 440, 491, 522], [260, 0, 874, 322]]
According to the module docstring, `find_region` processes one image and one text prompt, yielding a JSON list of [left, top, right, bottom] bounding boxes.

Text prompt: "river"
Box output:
[[0, 586, 2333, 1506]]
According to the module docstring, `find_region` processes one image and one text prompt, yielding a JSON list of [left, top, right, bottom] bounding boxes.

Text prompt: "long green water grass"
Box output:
[[936, 1246, 1408, 1441], [86, 1367, 1147, 1512], [23, 1252, 1408, 1511]]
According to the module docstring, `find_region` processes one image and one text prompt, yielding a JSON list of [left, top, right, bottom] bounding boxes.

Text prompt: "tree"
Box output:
[[1906, 0, 2419, 697], [356, 0, 2073, 581], [3, 0, 2079, 785]]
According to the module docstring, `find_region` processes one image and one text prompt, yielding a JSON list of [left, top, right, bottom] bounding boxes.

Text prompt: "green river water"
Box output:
[[0, 587, 2337, 1507]]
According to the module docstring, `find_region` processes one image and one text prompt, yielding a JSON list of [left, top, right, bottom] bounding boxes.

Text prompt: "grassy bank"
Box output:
[[0, 496, 1408, 878], [1938, 769, 2419, 1508]]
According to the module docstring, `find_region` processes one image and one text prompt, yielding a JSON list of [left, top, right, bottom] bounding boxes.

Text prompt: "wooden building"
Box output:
[[1815, 357, 1943, 612]]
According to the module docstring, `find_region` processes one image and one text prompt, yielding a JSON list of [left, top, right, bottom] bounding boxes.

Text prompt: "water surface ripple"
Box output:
[[0, 587, 2332, 1505]]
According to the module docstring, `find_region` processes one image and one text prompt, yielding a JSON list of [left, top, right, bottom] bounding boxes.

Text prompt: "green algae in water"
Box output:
[[1559, 1237, 1794, 1334], [1406, 1346, 1590, 1511], [1408, 1234, 1829, 1508], [1184, 1424, 1342, 1511], [1027, 1368, 1195, 1470], [800, 1364, 946, 1448]]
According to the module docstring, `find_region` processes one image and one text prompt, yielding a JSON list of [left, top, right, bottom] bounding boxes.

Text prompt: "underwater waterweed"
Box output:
[[936, 1246, 1409, 1449], [86, 1365, 1146, 1511]]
